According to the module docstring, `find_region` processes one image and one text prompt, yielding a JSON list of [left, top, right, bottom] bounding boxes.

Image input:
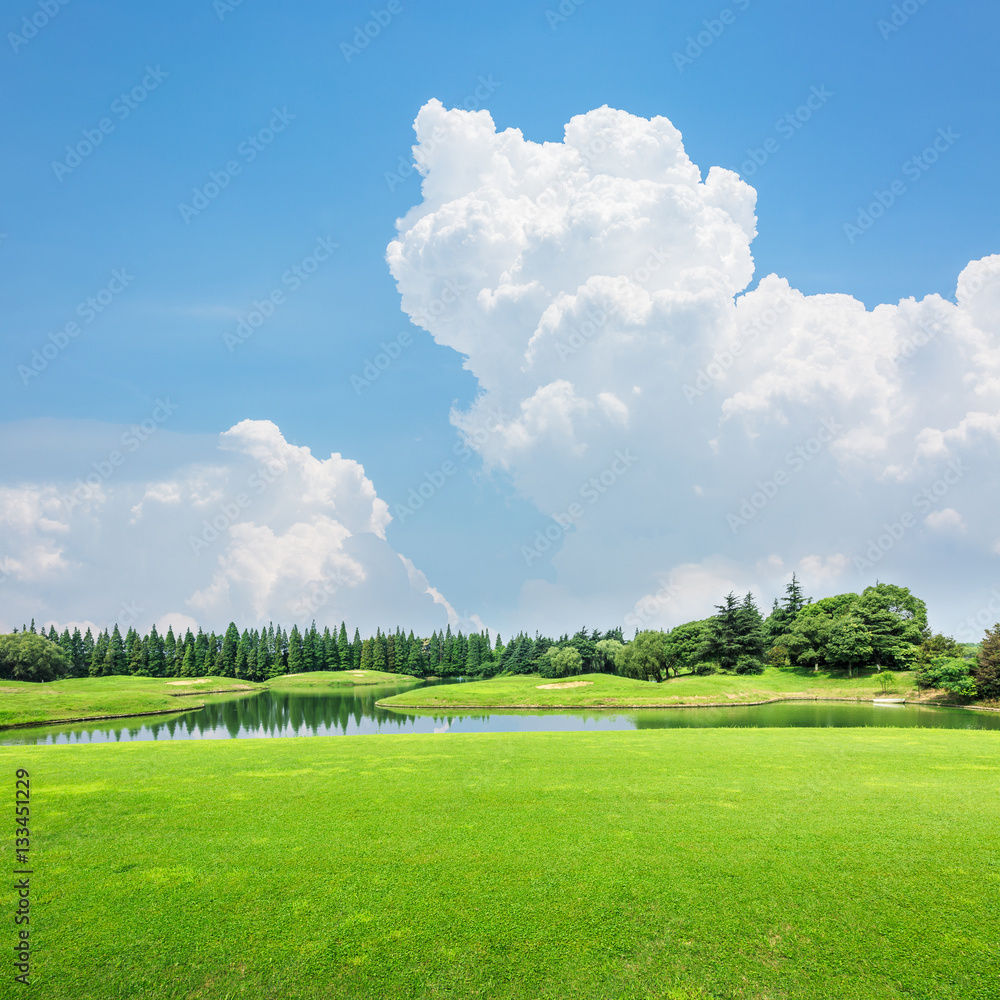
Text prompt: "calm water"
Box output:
[[4, 679, 1000, 745]]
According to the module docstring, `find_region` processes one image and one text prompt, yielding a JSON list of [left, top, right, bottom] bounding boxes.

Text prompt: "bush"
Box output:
[[734, 654, 765, 675], [915, 655, 977, 699], [0, 633, 70, 682]]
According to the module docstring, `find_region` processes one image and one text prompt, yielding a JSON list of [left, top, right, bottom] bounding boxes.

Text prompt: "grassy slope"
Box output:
[[4, 728, 997, 999], [264, 669, 419, 689], [0, 675, 263, 729], [378, 667, 925, 710], [0, 671, 422, 729]]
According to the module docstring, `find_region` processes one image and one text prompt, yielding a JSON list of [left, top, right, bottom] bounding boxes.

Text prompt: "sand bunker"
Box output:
[[535, 681, 594, 690], [166, 679, 212, 686]]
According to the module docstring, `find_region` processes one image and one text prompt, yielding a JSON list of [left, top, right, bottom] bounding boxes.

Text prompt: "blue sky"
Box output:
[[2, 0, 999, 639]]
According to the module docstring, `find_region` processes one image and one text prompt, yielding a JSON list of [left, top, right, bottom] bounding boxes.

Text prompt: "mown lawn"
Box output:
[[5, 728, 998, 999], [378, 667, 924, 710], [0, 675, 263, 730], [0, 671, 422, 730], [264, 669, 419, 690]]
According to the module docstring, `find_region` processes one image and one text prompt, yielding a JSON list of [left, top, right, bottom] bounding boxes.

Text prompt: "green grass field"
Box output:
[[0, 675, 264, 730], [264, 669, 420, 690], [0, 671, 420, 730], [4, 727, 997, 999], [378, 667, 925, 711]]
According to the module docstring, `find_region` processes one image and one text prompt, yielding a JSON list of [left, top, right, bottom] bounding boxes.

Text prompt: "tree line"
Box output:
[[1, 578, 998, 700]]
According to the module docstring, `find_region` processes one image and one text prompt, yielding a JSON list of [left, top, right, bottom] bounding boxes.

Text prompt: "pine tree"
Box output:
[[386, 632, 397, 673], [129, 636, 149, 676], [81, 628, 95, 675], [782, 573, 809, 617], [163, 627, 178, 676], [338, 622, 349, 665], [234, 630, 251, 679], [352, 628, 362, 669], [373, 629, 387, 672], [147, 625, 166, 677], [106, 625, 127, 675], [89, 629, 109, 676], [302, 622, 318, 672], [465, 634, 482, 673], [360, 637, 373, 671], [406, 638, 425, 676], [218, 623, 238, 677], [288, 625, 304, 674], [180, 644, 196, 678]]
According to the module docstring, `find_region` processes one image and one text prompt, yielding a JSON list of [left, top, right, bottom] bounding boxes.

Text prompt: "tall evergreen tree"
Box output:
[[360, 637, 374, 671], [288, 625, 304, 674], [352, 628, 363, 669], [147, 625, 166, 677], [162, 626, 177, 676], [373, 629, 387, 672], [105, 625, 127, 675]]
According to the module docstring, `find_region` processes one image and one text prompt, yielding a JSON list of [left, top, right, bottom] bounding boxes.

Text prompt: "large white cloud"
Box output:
[[388, 100, 1000, 636], [0, 419, 459, 636]]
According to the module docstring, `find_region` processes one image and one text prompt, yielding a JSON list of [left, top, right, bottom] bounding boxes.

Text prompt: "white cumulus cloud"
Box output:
[[388, 101, 1000, 633]]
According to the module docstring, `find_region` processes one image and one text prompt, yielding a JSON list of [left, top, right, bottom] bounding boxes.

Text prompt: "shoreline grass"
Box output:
[[0, 670, 421, 731], [5, 727, 998, 998], [376, 667, 979, 711]]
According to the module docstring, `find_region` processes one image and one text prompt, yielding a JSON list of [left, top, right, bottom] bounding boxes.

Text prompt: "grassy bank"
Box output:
[[4, 727, 997, 998], [377, 667, 926, 710], [0, 675, 264, 730], [0, 670, 423, 730], [264, 669, 420, 690]]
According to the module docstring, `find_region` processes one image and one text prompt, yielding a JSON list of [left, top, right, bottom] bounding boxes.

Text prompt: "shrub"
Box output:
[[0, 632, 70, 682]]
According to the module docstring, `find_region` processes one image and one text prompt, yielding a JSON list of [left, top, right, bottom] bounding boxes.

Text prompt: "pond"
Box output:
[[3, 678, 999, 745]]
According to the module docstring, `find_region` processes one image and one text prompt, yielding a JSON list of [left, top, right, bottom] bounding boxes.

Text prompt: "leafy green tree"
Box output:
[[663, 620, 713, 675], [825, 614, 873, 677], [916, 656, 977, 698], [0, 632, 70, 681], [972, 624, 1000, 701], [594, 638, 623, 672], [538, 645, 583, 679], [615, 630, 669, 682]]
